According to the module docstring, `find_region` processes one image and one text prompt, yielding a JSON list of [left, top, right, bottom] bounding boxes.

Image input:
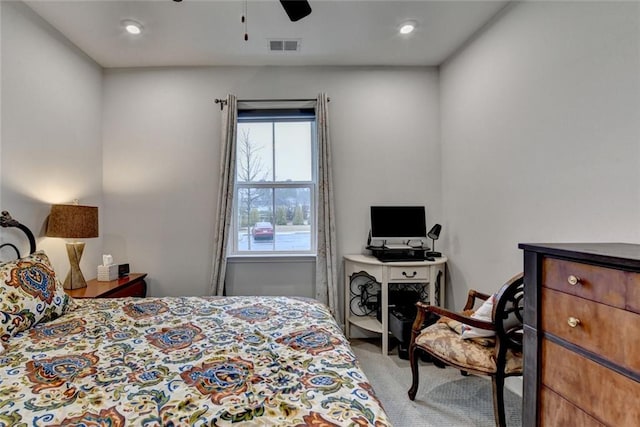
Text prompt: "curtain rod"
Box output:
[[214, 97, 329, 110]]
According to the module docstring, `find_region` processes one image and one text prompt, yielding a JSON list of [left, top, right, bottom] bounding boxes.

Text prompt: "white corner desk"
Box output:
[[344, 254, 447, 355]]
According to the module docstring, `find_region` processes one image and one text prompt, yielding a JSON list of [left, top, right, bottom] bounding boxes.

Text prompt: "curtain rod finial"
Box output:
[[214, 98, 228, 111]]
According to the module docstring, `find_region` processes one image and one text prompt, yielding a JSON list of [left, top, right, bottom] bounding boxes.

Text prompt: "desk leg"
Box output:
[[428, 266, 445, 307], [381, 280, 389, 355], [439, 268, 445, 308], [344, 268, 350, 339]]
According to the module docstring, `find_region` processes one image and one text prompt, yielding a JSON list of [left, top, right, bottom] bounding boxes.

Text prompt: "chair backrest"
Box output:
[[492, 273, 524, 349]]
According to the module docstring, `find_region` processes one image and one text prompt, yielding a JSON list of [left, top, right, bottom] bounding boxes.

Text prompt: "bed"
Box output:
[[0, 212, 391, 426]]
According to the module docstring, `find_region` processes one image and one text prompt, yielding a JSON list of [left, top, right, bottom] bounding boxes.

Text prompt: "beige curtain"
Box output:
[[315, 93, 339, 315], [210, 94, 237, 295]]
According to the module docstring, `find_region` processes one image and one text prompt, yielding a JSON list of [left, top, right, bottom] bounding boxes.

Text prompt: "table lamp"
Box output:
[[425, 224, 442, 258], [46, 203, 98, 289]]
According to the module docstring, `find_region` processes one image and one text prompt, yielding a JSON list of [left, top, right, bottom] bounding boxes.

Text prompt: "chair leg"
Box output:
[[407, 346, 420, 400], [491, 374, 506, 427]]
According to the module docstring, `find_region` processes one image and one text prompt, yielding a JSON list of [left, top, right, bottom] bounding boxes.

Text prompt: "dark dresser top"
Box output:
[[518, 243, 640, 271]]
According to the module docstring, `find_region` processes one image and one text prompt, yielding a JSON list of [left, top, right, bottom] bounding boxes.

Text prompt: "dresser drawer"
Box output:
[[540, 386, 604, 427], [543, 258, 626, 308], [387, 266, 429, 281], [541, 287, 640, 373], [542, 339, 640, 426], [627, 273, 640, 314]]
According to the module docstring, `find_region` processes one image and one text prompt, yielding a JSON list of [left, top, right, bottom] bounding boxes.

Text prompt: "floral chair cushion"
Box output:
[[0, 251, 73, 341], [415, 323, 523, 375]]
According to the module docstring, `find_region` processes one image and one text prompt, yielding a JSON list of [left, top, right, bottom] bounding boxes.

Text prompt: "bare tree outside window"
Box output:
[[237, 128, 269, 184], [237, 128, 269, 250]]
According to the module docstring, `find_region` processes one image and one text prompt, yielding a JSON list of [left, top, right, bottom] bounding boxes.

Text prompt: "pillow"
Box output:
[[460, 294, 496, 340], [439, 310, 496, 347], [0, 250, 73, 341]]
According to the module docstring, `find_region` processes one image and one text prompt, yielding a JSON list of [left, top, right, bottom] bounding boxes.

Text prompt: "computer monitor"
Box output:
[[370, 206, 427, 240]]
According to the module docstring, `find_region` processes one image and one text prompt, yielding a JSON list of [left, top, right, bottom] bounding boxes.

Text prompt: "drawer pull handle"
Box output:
[[567, 275, 581, 286], [567, 317, 581, 328], [402, 271, 417, 278]]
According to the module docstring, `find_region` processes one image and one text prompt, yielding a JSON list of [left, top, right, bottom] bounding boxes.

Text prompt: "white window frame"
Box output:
[[230, 109, 317, 256]]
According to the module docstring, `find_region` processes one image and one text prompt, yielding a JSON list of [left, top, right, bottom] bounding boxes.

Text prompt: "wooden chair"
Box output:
[[407, 273, 524, 427]]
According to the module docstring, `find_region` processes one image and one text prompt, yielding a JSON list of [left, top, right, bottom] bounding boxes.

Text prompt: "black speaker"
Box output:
[[118, 263, 130, 278], [280, 0, 312, 22]]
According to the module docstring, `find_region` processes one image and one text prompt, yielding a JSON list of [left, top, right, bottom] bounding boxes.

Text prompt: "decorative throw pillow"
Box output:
[[0, 251, 73, 341], [460, 294, 496, 339], [439, 310, 496, 347]]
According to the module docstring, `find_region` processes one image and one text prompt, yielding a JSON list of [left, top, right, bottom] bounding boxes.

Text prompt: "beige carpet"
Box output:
[[350, 339, 522, 427]]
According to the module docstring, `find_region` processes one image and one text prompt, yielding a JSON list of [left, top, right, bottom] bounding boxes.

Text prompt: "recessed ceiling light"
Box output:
[[122, 20, 143, 35], [399, 21, 416, 35]]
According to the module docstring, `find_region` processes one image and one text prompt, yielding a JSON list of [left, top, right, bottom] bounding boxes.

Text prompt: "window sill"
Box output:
[[227, 254, 316, 263]]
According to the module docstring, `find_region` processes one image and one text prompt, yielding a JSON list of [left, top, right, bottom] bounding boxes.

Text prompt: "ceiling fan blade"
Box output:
[[279, 0, 312, 22]]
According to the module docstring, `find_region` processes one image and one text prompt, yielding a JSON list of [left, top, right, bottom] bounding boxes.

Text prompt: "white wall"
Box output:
[[0, 1, 103, 274], [102, 66, 441, 307], [7, 0, 636, 326], [440, 1, 640, 309]]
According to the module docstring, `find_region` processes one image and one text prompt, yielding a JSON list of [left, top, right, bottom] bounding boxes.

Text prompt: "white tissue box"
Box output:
[[97, 264, 118, 281]]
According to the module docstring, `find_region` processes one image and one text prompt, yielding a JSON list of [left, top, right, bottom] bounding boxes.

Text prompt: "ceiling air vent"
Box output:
[[268, 39, 300, 53]]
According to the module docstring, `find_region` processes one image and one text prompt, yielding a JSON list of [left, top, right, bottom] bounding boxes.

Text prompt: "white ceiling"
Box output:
[[24, 0, 509, 68]]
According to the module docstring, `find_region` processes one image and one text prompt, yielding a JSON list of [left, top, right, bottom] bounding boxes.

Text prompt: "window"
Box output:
[[232, 107, 316, 255]]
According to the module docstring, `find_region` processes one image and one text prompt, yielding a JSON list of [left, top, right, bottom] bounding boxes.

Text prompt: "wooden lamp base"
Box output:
[[63, 241, 88, 290]]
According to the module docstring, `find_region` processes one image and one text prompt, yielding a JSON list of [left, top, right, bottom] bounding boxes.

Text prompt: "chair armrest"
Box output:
[[410, 302, 431, 345], [462, 289, 492, 311], [410, 302, 495, 347], [434, 310, 495, 330]]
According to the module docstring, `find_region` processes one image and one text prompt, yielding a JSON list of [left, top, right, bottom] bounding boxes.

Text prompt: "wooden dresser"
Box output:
[[519, 243, 640, 426]]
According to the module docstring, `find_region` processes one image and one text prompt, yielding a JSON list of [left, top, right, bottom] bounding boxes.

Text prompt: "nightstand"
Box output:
[[65, 273, 147, 298]]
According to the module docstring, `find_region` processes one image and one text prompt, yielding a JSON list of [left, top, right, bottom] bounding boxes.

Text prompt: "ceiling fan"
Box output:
[[279, 1, 312, 22], [172, 0, 312, 22]]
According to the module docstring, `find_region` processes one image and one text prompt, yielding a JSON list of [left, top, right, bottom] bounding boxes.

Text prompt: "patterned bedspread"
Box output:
[[0, 296, 390, 426]]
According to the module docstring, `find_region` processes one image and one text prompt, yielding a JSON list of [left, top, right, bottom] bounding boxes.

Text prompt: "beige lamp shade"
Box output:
[[46, 204, 99, 239]]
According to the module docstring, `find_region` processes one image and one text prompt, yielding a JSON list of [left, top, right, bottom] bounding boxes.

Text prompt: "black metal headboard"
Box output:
[[0, 211, 36, 259]]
